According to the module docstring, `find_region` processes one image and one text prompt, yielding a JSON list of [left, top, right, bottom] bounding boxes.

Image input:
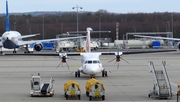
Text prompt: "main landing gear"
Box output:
[[102, 70, 107, 77], [24, 44, 33, 53], [75, 70, 80, 77]]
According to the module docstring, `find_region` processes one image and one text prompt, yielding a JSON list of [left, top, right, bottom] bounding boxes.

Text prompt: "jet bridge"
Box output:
[[148, 61, 172, 99]]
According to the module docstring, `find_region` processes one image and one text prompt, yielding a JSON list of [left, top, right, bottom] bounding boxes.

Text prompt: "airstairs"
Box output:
[[148, 61, 172, 99]]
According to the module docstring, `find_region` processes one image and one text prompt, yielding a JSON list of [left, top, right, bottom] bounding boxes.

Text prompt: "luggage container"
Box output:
[[64, 80, 81, 100], [85, 78, 105, 101]]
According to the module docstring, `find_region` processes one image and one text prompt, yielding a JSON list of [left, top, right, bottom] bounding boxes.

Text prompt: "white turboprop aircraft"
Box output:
[[59, 27, 124, 78], [1, 1, 85, 54]]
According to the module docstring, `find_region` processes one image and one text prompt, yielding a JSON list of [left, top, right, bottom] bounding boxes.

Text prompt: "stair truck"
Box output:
[[30, 73, 54, 97], [148, 61, 172, 99], [64, 80, 81, 100], [85, 78, 105, 101]]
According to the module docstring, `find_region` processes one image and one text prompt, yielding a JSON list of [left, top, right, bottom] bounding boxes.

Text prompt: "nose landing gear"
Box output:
[[102, 70, 107, 77]]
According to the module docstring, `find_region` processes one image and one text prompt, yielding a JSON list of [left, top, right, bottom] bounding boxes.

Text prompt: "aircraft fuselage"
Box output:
[[2, 31, 21, 49]]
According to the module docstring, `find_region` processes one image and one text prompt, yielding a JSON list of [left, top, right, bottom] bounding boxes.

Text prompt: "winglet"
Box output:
[[6, 0, 10, 31]]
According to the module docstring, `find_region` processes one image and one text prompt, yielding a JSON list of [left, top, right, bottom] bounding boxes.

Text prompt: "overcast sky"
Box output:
[[0, 0, 179, 13]]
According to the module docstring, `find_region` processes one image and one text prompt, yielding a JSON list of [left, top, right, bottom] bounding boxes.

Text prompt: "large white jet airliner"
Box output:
[[1, 1, 85, 54], [59, 27, 123, 78]]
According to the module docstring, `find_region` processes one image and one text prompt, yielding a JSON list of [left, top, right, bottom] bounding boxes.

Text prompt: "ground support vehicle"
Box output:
[[30, 73, 54, 97], [64, 80, 81, 100], [85, 78, 105, 101]]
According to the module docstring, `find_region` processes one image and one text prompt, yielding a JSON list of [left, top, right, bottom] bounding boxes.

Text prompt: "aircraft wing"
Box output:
[[134, 35, 180, 41], [17, 36, 86, 46], [16, 33, 40, 39], [62, 52, 122, 56]]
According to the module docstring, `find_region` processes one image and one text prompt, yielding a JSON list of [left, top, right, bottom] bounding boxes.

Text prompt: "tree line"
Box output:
[[0, 10, 179, 41]]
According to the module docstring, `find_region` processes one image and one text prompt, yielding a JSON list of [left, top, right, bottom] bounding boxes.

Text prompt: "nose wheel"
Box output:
[[102, 70, 107, 77], [13, 49, 17, 54], [75, 71, 80, 77]]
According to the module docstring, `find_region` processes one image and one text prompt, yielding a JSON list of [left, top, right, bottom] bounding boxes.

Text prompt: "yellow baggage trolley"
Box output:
[[85, 78, 105, 101], [64, 80, 81, 100]]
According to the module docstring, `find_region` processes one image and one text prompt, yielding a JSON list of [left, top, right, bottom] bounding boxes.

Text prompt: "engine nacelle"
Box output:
[[34, 44, 43, 51], [59, 53, 67, 63], [116, 55, 121, 62]]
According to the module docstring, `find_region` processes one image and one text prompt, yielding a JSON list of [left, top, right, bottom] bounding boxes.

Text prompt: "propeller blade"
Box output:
[[56, 62, 61, 68], [66, 62, 70, 70], [107, 58, 116, 63], [120, 57, 129, 64], [70, 71, 74, 74], [117, 62, 120, 70], [67, 57, 78, 60]]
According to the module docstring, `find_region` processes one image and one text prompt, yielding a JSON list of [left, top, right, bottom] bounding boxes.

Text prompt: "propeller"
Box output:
[[106, 48, 129, 69], [56, 52, 70, 70]]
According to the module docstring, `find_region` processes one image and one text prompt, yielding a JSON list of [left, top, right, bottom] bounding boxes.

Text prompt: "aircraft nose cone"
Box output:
[[89, 68, 97, 73], [87, 65, 100, 74]]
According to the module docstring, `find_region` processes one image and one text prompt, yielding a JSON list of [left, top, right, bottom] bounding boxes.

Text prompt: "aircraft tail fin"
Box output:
[[6, 0, 10, 31], [85, 27, 93, 53], [66, 27, 110, 53]]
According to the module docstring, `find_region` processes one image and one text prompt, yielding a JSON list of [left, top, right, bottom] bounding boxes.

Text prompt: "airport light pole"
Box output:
[[61, 23, 63, 34], [99, 15, 102, 39], [72, 5, 82, 33], [42, 15, 44, 39], [172, 13, 174, 38], [72, 5, 82, 49], [14, 22, 16, 30], [167, 22, 170, 32]]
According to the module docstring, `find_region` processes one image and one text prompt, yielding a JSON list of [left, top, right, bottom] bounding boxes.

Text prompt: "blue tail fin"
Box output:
[[6, 0, 10, 31]]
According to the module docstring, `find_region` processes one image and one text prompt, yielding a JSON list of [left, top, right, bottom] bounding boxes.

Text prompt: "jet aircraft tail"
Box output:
[[6, 0, 10, 31]]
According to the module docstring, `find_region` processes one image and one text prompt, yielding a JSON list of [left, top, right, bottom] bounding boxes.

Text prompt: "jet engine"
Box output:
[[34, 44, 43, 51]]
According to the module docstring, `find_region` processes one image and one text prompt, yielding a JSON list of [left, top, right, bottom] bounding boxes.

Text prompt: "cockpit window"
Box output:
[[85, 60, 101, 64], [93, 60, 97, 63], [88, 61, 92, 64]]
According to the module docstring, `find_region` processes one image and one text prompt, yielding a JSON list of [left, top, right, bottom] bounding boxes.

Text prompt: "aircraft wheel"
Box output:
[[102, 71, 105, 77], [89, 96, 92, 101], [105, 71, 107, 77], [102, 95, 105, 101], [78, 71, 80, 77], [78, 95, 81, 100], [75, 72, 77, 77], [65, 95, 68, 100], [86, 91, 89, 97], [13, 51, 16, 54]]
